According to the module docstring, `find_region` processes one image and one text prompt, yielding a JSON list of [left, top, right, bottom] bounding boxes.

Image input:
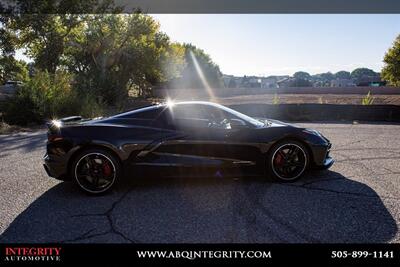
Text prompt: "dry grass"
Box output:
[[0, 121, 23, 135], [0, 121, 45, 135], [214, 94, 400, 106]]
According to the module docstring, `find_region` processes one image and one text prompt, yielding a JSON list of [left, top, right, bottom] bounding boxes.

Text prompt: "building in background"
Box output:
[[356, 76, 386, 87], [331, 79, 356, 87], [223, 73, 388, 88]]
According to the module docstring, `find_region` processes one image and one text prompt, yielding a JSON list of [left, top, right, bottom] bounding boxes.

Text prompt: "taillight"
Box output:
[[48, 133, 63, 142]]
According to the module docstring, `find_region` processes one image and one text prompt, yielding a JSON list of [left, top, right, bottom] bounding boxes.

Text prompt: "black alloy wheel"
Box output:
[[73, 149, 120, 194], [268, 141, 308, 182]]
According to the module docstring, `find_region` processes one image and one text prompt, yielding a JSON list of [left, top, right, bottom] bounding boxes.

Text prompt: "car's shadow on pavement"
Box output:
[[0, 170, 397, 243]]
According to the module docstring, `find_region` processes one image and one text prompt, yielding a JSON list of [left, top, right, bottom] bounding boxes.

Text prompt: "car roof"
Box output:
[[110, 101, 221, 119], [172, 101, 220, 106]]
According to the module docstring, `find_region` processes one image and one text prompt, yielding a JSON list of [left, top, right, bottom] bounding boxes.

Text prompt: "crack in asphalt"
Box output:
[[232, 181, 288, 242], [282, 160, 400, 200], [335, 151, 388, 175], [235, 171, 399, 243], [336, 156, 400, 163], [64, 168, 399, 244], [335, 139, 364, 149], [382, 167, 400, 175], [282, 182, 400, 201], [334, 151, 400, 198], [227, 142, 397, 243], [60, 228, 110, 243], [67, 189, 138, 243], [335, 147, 400, 152], [240, 181, 321, 243]]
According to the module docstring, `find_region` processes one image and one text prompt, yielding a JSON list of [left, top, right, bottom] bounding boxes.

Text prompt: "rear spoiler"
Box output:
[[46, 116, 83, 132], [59, 116, 83, 123]]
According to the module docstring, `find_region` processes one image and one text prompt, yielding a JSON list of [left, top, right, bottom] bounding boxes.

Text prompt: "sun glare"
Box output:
[[52, 120, 62, 128], [166, 98, 175, 107], [190, 50, 216, 101]]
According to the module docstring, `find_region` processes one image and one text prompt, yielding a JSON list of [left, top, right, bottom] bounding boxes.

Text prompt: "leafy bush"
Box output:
[[3, 71, 104, 125], [382, 34, 400, 86], [76, 94, 105, 119], [272, 93, 280, 105], [361, 91, 374, 105], [3, 93, 39, 125]]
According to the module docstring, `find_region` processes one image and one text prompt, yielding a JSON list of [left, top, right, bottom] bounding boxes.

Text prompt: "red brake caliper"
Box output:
[[103, 162, 112, 177], [274, 152, 284, 166]]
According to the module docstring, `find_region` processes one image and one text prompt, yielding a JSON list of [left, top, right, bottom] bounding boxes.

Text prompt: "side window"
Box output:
[[169, 104, 210, 128], [113, 107, 167, 128], [171, 104, 207, 120], [201, 105, 230, 122]]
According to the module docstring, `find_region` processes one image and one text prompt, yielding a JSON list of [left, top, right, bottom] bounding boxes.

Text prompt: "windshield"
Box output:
[[172, 102, 264, 128], [213, 103, 264, 128]]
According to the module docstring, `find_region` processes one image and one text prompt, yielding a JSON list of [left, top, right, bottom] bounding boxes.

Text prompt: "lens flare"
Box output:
[[166, 98, 175, 107], [52, 120, 62, 128], [189, 50, 216, 101]]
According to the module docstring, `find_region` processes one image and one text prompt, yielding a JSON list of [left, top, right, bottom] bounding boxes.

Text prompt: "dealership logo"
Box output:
[[3, 247, 62, 262]]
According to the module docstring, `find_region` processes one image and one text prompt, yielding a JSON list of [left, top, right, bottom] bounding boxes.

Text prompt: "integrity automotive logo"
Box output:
[[3, 247, 62, 262]]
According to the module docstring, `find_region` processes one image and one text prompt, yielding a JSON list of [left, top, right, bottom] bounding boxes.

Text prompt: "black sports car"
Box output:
[[44, 101, 333, 194]]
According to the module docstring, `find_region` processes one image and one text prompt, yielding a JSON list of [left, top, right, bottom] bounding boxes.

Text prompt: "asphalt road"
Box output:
[[0, 122, 399, 243]]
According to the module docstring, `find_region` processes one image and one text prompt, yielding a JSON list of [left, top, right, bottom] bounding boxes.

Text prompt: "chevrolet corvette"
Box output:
[[44, 101, 333, 194]]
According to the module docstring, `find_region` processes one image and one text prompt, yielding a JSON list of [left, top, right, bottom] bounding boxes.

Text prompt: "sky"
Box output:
[[15, 14, 400, 77], [152, 14, 400, 76]]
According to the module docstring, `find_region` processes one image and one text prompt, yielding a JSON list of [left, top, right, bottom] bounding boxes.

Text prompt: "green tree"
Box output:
[[4, 70, 73, 124], [312, 72, 335, 87], [4, 69, 105, 125], [65, 14, 184, 103], [0, 58, 29, 84], [169, 43, 223, 89], [0, 17, 29, 83], [1, 6, 220, 108], [335, 71, 351, 80], [319, 72, 335, 81], [2, 0, 117, 73], [351, 68, 377, 80], [7, 14, 88, 73], [381, 34, 400, 86], [289, 78, 312, 87], [293, 71, 311, 80]]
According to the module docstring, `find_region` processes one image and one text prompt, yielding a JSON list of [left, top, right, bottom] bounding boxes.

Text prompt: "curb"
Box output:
[[229, 104, 400, 122]]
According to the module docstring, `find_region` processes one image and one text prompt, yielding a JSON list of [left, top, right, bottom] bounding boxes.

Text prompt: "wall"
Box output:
[[228, 103, 400, 122]]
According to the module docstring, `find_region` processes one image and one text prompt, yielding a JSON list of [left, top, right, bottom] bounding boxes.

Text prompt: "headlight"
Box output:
[[303, 129, 322, 137]]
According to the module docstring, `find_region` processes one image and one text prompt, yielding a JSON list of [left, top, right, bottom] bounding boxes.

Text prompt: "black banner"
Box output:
[[1, 244, 399, 266], [1, 0, 400, 14]]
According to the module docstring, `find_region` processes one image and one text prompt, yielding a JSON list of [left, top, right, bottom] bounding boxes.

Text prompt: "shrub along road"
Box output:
[[0, 122, 399, 243]]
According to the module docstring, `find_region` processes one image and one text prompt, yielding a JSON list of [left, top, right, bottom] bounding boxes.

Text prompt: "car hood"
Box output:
[[254, 117, 297, 128]]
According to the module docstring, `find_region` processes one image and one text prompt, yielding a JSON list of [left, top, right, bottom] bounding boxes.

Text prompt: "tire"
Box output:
[[267, 140, 309, 182], [71, 148, 121, 195]]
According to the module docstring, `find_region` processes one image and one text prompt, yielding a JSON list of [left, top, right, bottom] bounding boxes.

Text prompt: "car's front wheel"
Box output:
[[71, 148, 121, 194], [267, 140, 309, 182]]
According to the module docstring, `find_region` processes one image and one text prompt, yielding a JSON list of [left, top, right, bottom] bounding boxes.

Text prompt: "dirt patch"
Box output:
[[0, 121, 44, 135], [215, 94, 400, 106]]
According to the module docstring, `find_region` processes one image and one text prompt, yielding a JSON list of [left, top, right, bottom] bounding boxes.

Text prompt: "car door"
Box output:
[[151, 103, 261, 176]]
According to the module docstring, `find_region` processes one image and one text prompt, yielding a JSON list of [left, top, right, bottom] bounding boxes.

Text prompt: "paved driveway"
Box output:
[[0, 123, 399, 243]]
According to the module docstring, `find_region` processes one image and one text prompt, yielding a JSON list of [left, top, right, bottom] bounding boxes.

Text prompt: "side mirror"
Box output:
[[229, 118, 247, 128]]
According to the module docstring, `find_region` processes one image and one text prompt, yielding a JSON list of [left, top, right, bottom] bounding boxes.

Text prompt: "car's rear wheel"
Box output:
[[72, 149, 121, 194], [267, 140, 309, 182]]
